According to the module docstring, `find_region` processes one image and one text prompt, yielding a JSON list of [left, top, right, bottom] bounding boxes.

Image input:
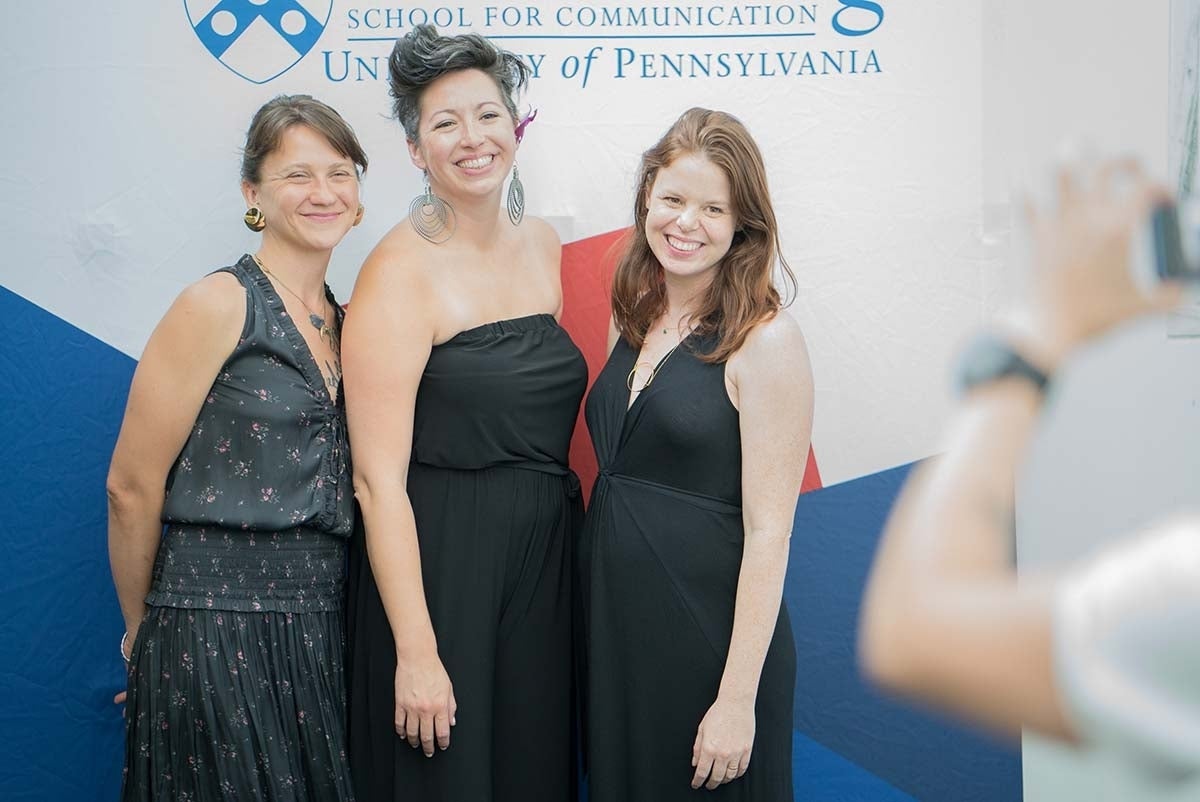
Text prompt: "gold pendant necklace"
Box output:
[[626, 339, 684, 392], [628, 315, 696, 393]]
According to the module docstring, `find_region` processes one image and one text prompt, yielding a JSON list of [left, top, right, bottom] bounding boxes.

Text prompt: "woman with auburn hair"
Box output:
[[581, 107, 814, 801]]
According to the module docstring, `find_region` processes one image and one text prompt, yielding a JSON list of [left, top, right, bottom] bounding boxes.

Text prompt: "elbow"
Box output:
[[351, 465, 406, 516], [106, 468, 157, 519], [351, 469, 378, 513], [857, 613, 902, 692], [744, 526, 792, 550], [857, 589, 923, 695], [351, 471, 371, 510]]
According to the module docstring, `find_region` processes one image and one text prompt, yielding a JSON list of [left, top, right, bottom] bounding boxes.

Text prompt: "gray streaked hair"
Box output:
[[387, 24, 530, 142]]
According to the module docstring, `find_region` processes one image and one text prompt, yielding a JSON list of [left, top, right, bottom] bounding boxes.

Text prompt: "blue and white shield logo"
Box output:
[[184, 0, 333, 84]]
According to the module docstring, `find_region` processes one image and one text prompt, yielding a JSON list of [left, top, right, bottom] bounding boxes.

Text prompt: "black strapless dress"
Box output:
[[346, 314, 587, 802], [581, 333, 796, 802]]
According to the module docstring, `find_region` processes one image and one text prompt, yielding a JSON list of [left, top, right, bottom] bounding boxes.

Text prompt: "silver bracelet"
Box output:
[[120, 631, 131, 664]]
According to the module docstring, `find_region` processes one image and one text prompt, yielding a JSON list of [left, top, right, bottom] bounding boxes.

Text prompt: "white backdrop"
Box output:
[[2, 4, 1046, 799], [3, 0, 990, 489]]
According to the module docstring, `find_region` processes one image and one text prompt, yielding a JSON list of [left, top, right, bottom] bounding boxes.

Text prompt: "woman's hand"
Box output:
[[690, 695, 755, 790], [113, 626, 137, 706], [1019, 159, 1182, 370], [394, 652, 457, 757]]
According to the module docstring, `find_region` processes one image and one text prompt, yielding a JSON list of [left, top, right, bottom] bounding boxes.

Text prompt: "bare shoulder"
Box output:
[[524, 216, 563, 269], [170, 269, 246, 331], [728, 312, 814, 433], [607, 316, 620, 355], [733, 311, 810, 374], [525, 215, 562, 249], [141, 268, 245, 367], [350, 223, 435, 303]]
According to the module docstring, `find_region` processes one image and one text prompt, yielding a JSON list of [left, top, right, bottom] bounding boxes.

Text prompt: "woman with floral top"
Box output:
[[106, 94, 367, 801]]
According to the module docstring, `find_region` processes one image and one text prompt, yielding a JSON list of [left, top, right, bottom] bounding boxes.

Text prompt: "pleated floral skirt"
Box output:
[[121, 524, 354, 802]]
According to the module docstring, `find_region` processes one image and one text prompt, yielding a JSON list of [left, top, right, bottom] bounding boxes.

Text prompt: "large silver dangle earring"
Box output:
[[506, 165, 525, 226], [409, 172, 455, 244]]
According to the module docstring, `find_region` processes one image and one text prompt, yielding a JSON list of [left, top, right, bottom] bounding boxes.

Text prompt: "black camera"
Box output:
[[1150, 201, 1200, 281]]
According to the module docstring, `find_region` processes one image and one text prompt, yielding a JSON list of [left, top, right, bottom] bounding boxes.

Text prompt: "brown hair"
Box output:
[[611, 107, 796, 363], [241, 94, 369, 184]]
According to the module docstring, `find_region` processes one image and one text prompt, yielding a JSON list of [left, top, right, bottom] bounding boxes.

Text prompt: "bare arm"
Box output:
[[342, 243, 455, 756], [858, 160, 1182, 741], [107, 273, 244, 644], [858, 380, 1068, 739], [691, 313, 814, 790]]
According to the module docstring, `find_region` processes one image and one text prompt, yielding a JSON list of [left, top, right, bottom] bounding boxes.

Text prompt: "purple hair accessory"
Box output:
[[515, 109, 538, 144]]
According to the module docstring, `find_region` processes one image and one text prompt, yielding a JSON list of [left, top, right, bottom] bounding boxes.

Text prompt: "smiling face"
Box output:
[[644, 152, 738, 289], [407, 68, 517, 202], [242, 124, 360, 256]]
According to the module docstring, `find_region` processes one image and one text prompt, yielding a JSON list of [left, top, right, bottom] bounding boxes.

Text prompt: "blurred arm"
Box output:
[[859, 160, 1182, 741]]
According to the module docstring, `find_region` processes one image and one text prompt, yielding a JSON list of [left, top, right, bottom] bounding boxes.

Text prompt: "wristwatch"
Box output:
[[955, 334, 1051, 396]]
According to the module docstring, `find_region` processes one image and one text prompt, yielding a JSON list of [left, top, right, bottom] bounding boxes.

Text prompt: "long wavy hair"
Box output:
[[611, 107, 795, 363]]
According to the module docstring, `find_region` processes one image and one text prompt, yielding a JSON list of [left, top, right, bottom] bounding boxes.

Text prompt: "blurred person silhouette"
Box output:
[[859, 157, 1199, 781]]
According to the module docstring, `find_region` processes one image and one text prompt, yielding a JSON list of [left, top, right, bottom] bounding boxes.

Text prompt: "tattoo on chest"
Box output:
[[325, 358, 342, 392]]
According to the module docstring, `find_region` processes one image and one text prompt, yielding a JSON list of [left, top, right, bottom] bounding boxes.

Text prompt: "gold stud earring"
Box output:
[[243, 206, 266, 232]]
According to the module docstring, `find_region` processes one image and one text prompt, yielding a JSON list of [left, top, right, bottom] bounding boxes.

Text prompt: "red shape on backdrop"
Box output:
[[800, 448, 822, 494], [558, 228, 823, 503], [559, 228, 629, 501]]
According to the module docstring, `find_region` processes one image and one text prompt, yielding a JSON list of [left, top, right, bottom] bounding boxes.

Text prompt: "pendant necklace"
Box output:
[[627, 319, 692, 393], [626, 339, 684, 392], [252, 254, 338, 347]]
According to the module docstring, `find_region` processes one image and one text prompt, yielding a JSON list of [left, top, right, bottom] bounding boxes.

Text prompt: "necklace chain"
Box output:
[[626, 340, 683, 393], [627, 319, 692, 393], [251, 254, 336, 344], [252, 254, 342, 397]]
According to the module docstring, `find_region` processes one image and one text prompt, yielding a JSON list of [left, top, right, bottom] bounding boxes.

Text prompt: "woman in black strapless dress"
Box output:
[[581, 108, 814, 801], [341, 26, 585, 802]]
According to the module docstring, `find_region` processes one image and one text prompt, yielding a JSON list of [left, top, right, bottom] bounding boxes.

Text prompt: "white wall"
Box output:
[[982, 2, 1200, 800]]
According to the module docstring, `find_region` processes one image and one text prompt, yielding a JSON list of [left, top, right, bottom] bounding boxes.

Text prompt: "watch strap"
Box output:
[[956, 335, 1052, 396]]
